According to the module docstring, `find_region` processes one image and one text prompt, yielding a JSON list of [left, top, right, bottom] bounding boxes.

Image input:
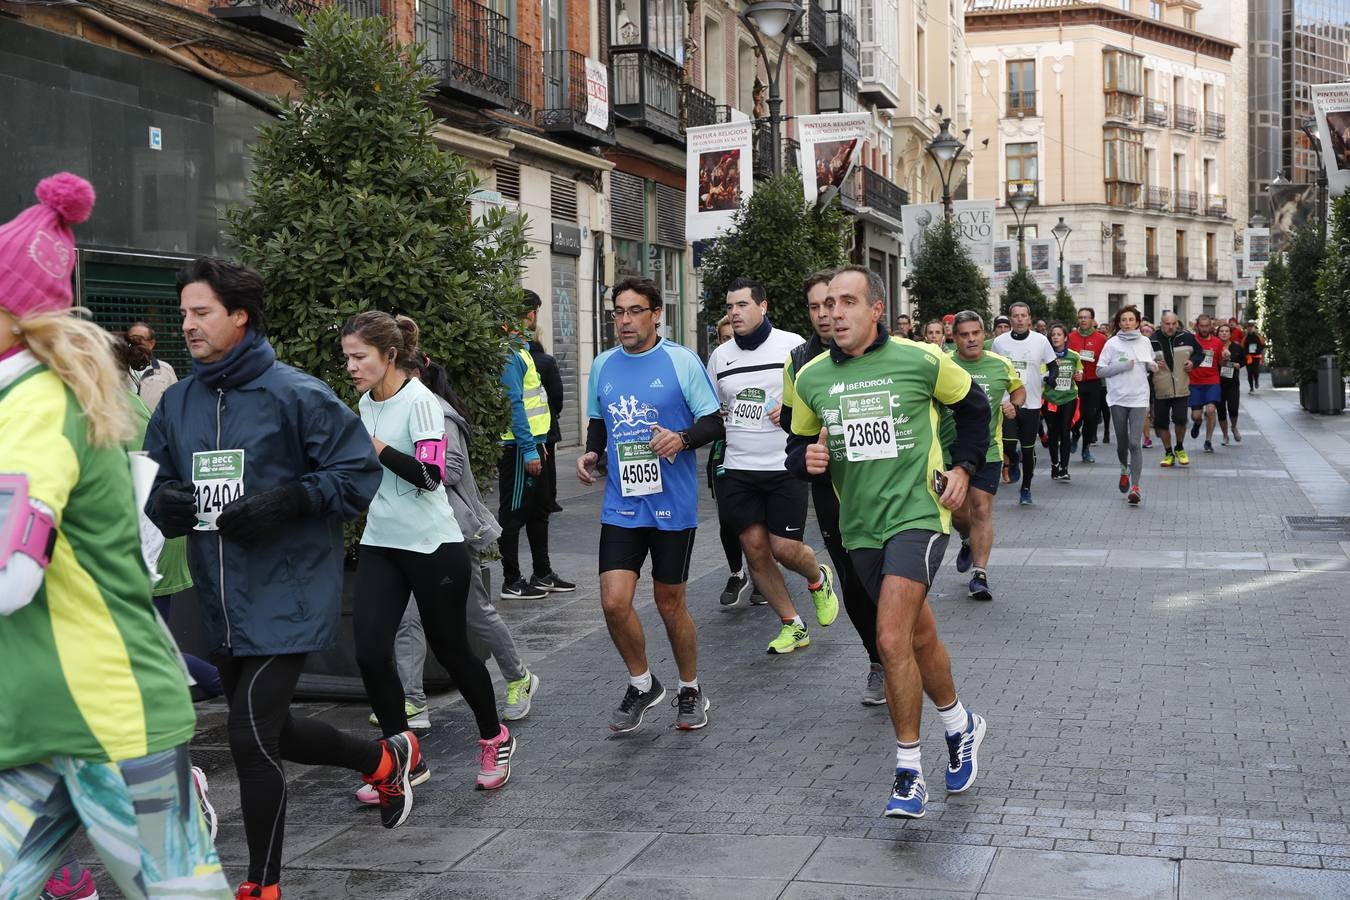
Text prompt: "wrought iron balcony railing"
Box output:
[[1173, 104, 1197, 131], [1144, 99, 1168, 126], [1144, 186, 1169, 210], [1174, 189, 1198, 213], [1177, 255, 1190, 279], [1006, 90, 1037, 117], [1146, 254, 1160, 277], [1203, 111, 1225, 137], [686, 84, 717, 130], [611, 49, 683, 143], [821, 10, 860, 80], [1112, 249, 1127, 277], [417, 0, 522, 110], [537, 49, 614, 145], [209, 0, 381, 41], [1206, 258, 1219, 281], [793, 1, 828, 57], [1203, 194, 1227, 217]]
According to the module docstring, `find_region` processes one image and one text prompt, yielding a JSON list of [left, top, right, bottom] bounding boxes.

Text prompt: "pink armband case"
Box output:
[[0, 474, 56, 569], [414, 437, 447, 480]]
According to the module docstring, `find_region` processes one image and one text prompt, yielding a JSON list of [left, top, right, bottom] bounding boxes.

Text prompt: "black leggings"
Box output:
[[1014, 406, 1041, 489], [1218, 380, 1240, 423], [1247, 361, 1261, 390], [812, 480, 878, 664], [354, 542, 500, 740], [719, 520, 743, 573], [217, 653, 383, 886], [1074, 379, 1104, 449], [1044, 400, 1077, 471]]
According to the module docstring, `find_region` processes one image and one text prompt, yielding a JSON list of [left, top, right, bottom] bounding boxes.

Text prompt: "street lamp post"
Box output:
[[1051, 216, 1072, 289], [1009, 182, 1034, 269], [924, 109, 966, 216], [739, 0, 804, 176], [1300, 119, 1329, 242]]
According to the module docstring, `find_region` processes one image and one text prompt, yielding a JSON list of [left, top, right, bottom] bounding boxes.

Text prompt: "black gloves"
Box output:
[[150, 482, 198, 538], [216, 483, 312, 544]]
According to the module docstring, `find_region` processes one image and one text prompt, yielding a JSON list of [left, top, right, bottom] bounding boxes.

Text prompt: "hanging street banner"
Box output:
[[901, 200, 997, 274], [1310, 82, 1350, 198], [797, 112, 870, 208], [1233, 256, 1256, 292], [584, 57, 610, 130], [1244, 226, 1270, 278], [991, 240, 1016, 291], [1067, 261, 1088, 295], [1027, 238, 1056, 292], [685, 121, 755, 242]]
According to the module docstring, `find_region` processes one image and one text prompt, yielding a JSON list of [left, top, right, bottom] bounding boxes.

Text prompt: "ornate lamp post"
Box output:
[[1051, 216, 1072, 288], [1008, 182, 1034, 269], [739, 0, 804, 175], [1300, 118, 1329, 242], [924, 108, 966, 216]]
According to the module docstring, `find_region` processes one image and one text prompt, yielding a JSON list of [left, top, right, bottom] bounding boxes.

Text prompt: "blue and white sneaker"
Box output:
[[1018, 488, 1033, 506], [883, 768, 927, 818], [944, 712, 987, 793], [955, 540, 972, 573]]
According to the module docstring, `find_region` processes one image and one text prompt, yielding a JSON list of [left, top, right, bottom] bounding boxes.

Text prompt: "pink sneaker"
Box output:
[[40, 867, 98, 900], [475, 725, 516, 790]]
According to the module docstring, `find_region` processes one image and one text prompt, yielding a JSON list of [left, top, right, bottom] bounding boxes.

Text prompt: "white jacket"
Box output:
[[1096, 331, 1157, 408]]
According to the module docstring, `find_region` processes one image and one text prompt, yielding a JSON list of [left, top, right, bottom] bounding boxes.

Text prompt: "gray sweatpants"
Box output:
[[397, 548, 527, 705], [1111, 405, 1146, 486]]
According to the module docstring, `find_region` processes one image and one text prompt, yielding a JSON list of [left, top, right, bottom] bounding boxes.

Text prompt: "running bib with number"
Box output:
[[727, 387, 769, 430], [192, 449, 245, 531], [1200, 351, 1214, 368], [1055, 374, 1073, 392], [1221, 364, 1237, 379], [841, 391, 897, 462], [1247, 343, 1258, 354], [1079, 349, 1095, 363], [1011, 359, 1029, 378], [617, 441, 663, 497]]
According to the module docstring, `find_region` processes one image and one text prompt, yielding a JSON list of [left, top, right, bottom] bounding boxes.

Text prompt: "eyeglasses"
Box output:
[[613, 305, 655, 320]]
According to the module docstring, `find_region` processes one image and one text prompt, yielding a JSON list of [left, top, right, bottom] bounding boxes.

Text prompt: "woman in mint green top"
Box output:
[[341, 311, 514, 793], [1043, 323, 1083, 482]]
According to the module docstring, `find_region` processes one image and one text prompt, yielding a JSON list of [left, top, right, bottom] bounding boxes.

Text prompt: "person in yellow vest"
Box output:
[[498, 290, 574, 599]]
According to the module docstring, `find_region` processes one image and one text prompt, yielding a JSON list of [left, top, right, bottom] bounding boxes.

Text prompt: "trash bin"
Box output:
[[1317, 355, 1346, 415]]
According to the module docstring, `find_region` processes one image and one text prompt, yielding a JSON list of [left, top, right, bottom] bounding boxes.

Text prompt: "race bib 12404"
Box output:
[[192, 449, 245, 531]]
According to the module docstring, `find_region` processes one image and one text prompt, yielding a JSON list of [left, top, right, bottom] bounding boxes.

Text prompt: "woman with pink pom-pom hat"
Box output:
[[0, 173, 230, 899]]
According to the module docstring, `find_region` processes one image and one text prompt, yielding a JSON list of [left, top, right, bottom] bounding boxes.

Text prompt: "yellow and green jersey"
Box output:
[[939, 350, 1023, 465], [0, 360, 195, 768], [791, 337, 974, 549], [1042, 349, 1082, 406]]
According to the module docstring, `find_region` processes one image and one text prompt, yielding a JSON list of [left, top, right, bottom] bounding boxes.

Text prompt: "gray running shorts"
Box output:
[[849, 529, 950, 600]]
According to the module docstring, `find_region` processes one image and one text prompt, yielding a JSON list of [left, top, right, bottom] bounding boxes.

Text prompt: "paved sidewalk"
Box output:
[[90, 386, 1350, 898]]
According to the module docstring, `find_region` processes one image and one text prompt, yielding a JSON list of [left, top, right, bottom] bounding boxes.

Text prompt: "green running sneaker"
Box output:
[[1175, 448, 1190, 465], [368, 700, 430, 731], [503, 671, 538, 721], [767, 621, 810, 654], [808, 564, 839, 627]]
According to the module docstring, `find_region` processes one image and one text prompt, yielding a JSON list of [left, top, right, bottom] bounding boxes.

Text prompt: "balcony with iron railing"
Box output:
[[685, 84, 717, 130], [1173, 104, 1197, 131], [1206, 258, 1219, 281], [417, 0, 525, 111], [1006, 90, 1037, 117], [1112, 249, 1127, 277], [1203, 194, 1227, 217], [537, 49, 614, 145], [611, 49, 683, 143], [821, 9, 860, 81], [1144, 186, 1169, 210], [751, 131, 805, 178], [1174, 189, 1198, 213], [1177, 255, 1190, 279], [1203, 111, 1225, 137], [793, 0, 828, 57], [1144, 99, 1168, 126], [783, 137, 801, 171], [209, 0, 380, 41], [841, 166, 908, 224], [1146, 254, 1160, 277]]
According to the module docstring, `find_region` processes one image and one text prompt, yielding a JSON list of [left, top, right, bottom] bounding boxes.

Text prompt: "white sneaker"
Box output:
[[368, 701, 431, 731], [191, 765, 217, 840]]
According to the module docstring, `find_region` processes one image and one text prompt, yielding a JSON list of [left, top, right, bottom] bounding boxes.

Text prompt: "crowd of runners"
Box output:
[[0, 173, 1269, 900]]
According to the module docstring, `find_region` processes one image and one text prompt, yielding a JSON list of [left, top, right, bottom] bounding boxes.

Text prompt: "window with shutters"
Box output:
[[550, 176, 578, 223], [494, 161, 521, 201], [607, 173, 688, 345]]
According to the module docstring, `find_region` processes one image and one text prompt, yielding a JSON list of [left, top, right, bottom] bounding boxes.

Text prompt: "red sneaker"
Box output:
[[40, 867, 97, 900], [1127, 485, 1142, 505], [235, 882, 280, 900]]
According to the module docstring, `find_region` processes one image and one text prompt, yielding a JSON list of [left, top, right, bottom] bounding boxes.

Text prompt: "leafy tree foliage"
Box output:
[[700, 174, 851, 339], [999, 267, 1050, 322], [907, 215, 992, 325], [1281, 222, 1331, 386], [227, 7, 532, 486], [1316, 195, 1350, 373], [1051, 285, 1077, 327]]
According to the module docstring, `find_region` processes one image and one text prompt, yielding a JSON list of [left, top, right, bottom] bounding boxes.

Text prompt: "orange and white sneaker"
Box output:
[[361, 730, 419, 828], [235, 882, 280, 900], [476, 725, 516, 790]]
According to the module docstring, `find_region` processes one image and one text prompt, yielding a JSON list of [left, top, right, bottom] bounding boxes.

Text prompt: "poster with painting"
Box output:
[[685, 121, 754, 241], [797, 113, 870, 207]]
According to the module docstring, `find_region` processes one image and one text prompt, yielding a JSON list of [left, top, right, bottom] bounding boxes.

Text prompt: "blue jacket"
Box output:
[[144, 334, 381, 657]]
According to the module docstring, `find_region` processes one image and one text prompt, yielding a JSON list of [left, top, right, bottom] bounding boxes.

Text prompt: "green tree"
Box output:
[[227, 7, 531, 485], [1316, 195, 1350, 373], [1255, 251, 1288, 367], [1281, 222, 1332, 386], [1051, 285, 1077, 326], [700, 173, 851, 338], [999, 267, 1050, 322], [907, 215, 992, 325]]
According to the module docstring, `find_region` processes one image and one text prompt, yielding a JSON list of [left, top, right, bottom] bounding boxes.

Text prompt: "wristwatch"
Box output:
[[955, 460, 978, 476], [678, 429, 692, 450]]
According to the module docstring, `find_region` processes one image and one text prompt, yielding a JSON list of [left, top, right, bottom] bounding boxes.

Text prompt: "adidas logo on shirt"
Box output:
[[649, 378, 665, 388]]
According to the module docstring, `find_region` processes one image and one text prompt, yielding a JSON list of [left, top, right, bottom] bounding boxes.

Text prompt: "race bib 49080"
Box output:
[[192, 449, 245, 531], [617, 441, 663, 497], [841, 391, 898, 462], [727, 387, 769, 430]]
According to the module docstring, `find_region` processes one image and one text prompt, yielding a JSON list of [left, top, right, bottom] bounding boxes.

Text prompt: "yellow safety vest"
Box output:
[[501, 347, 552, 441]]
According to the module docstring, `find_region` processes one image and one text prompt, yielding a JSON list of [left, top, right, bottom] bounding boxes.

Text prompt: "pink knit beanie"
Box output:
[[0, 173, 96, 319]]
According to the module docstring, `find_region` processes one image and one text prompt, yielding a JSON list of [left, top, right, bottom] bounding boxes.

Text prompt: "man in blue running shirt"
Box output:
[[576, 276, 724, 733]]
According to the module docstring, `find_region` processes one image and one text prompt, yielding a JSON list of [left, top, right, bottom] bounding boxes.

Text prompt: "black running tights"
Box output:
[[1044, 400, 1077, 471], [354, 542, 500, 741], [1014, 406, 1041, 490], [217, 653, 383, 886], [812, 480, 879, 664]]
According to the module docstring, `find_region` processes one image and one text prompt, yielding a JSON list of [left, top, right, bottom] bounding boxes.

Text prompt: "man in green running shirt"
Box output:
[[785, 266, 992, 820]]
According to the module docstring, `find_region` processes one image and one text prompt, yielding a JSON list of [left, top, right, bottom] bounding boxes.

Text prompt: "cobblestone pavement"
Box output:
[[90, 386, 1350, 898]]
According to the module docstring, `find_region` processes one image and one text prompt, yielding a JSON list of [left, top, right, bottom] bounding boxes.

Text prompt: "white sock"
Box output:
[[679, 679, 699, 692], [896, 741, 922, 773], [629, 670, 653, 692], [789, 615, 804, 627], [938, 699, 969, 735]]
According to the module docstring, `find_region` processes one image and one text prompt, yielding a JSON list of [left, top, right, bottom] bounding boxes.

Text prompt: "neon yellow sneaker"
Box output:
[[1175, 448, 1190, 466], [1160, 451, 1175, 468], [503, 671, 538, 721], [767, 622, 810, 655], [809, 564, 839, 627]]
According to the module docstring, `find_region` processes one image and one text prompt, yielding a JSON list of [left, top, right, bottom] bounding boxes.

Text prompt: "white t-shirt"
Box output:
[[359, 377, 463, 552], [707, 327, 804, 471], [991, 331, 1058, 410]]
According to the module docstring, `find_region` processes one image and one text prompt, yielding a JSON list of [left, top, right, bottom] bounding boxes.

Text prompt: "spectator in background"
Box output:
[[529, 332, 566, 514], [127, 320, 177, 411]]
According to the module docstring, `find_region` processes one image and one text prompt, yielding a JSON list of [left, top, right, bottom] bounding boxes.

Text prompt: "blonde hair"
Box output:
[[19, 312, 136, 447]]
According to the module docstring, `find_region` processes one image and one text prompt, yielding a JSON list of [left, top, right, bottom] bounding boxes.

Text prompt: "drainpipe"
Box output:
[[72, 4, 282, 116]]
